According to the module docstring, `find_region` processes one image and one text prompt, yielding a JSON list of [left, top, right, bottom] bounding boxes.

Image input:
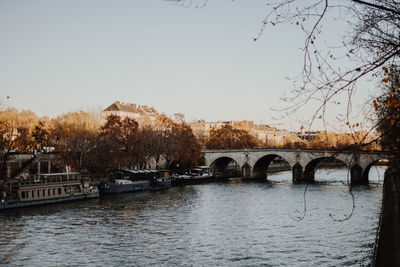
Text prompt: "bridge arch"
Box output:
[[350, 164, 363, 184], [209, 157, 241, 178], [302, 157, 347, 183], [252, 154, 291, 179], [359, 159, 390, 183]]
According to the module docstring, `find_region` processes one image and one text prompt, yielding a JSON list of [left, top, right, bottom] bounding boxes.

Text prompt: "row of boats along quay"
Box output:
[[0, 166, 215, 210]]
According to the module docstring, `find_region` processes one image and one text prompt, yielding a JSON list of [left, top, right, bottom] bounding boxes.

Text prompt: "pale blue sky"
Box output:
[[0, 0, 375, 131]]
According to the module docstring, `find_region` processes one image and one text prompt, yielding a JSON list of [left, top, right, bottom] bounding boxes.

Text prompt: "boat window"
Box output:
[[58, 188, 62, 195], [37, 190, 40, 197], [43, 189, 45, 196], [21, 191, 25, 199], [32, 190, 34, 198], [53, 188, 56, 195], [26, 191, 29, 198], [48, 189, 51, 196]]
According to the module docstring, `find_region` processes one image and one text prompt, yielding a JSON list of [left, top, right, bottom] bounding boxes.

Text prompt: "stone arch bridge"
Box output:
[[202, 148, 392, 183]]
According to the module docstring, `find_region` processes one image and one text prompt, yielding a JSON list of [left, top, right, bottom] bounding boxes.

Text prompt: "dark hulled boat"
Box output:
[[99, 169, 171, 194]]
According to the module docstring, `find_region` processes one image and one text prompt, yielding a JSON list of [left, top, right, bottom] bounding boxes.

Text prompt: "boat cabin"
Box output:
[[189, 166, 213, 176], [110, 169, 169, 182], [6, 173, 85, 203]]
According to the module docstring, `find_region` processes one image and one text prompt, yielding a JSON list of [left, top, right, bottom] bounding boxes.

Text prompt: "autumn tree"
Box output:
[[154, 114, 201, 169], [136, 126, 155, 169], [0, 113, 19, 182], [98, 114, 140, 170], [31, 120, 51, 151], [281, 133, 307, 149], [118, 117, 140, 168], [13, 126, 33, 153], [140, 126, 168, 168], [0, 109, 39, 153], [375, 66, 400, 157], [0, 108, 40, 181], [153, 114, 177, 165], [206, 124, 258, 149], [51, 111, 101, 173], [173, 123, 202, 168]]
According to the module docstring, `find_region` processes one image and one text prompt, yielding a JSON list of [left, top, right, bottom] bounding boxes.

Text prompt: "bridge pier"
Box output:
[[351, 164, 368, 184], [292, 163, 304, 183], [302, 167, 316, 183], [242, 164, 252, 179]]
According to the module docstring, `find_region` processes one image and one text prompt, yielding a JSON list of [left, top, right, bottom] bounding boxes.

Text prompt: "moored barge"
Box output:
[[100, 169, 171, 194], [171, 166, 215, 186], [0, 172, 99, 210]]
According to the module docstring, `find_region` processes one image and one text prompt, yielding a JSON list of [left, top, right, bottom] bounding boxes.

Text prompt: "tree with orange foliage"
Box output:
[[0, 114, 19, 182], [31, 120, 51, 151], [281, 133, 307, 149], [154, 114, 201, 168], [51, 111, 101, 173], [99, 114, 140, 171], [306, 131, 377, 150], [153, 114, 178, 165], [205, 124, 258, 149], [375, 66, 400, 158], [0, 108, 39, 181], [173, 122, 202, 168]]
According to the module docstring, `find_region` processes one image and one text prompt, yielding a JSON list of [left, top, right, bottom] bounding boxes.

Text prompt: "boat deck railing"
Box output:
[[17, 173, 83, 187], [18, 179, 82, 187]]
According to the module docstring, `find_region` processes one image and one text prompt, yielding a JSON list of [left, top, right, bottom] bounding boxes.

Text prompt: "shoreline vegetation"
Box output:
[[0, 106, 380, 179]]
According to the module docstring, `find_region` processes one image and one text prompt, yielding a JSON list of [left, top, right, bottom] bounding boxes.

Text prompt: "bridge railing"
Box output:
[[202, 148, 391, 155]]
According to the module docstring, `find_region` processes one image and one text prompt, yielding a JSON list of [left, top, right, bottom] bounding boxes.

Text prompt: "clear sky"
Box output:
[[0, 0, 375, 131]]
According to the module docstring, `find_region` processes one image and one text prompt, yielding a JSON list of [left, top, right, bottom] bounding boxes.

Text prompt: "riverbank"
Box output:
[[373, 167, 400, 266]]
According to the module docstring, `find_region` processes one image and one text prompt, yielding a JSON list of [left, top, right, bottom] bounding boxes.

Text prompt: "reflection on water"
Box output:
[[0, 167, 384, 266]]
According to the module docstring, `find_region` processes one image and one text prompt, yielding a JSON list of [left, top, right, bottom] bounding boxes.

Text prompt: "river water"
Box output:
[[0, 167, 385, 266]]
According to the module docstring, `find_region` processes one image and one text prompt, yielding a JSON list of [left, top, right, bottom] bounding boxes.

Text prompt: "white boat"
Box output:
[[171, 166, 215, 186], [0, 172, 99, 210]]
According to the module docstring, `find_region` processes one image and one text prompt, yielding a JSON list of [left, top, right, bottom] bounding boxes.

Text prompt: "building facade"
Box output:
[[102, 101, 159, 124]]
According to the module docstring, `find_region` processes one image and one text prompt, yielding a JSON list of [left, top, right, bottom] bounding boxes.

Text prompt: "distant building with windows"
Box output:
[[102, 101, 159, 124], [102, 102, 309, 147], [295, 125, 320, 141], [189, 120, 293, 147]]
